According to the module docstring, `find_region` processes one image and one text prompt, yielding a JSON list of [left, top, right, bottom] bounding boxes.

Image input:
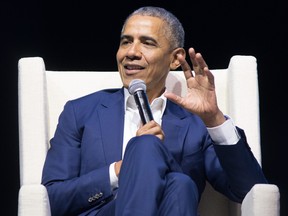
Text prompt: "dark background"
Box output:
[[1, 0, 287, 215]]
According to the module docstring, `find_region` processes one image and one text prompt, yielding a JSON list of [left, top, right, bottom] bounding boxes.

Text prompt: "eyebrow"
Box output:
[[120, 34, 158, 44]]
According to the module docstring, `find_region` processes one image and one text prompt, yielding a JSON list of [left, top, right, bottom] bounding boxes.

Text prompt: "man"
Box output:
[[42, 6, 267, 216]]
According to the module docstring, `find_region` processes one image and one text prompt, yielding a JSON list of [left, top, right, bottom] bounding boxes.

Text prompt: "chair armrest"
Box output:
[[18, 184, 51, 216], [241, 184, 280, 216]]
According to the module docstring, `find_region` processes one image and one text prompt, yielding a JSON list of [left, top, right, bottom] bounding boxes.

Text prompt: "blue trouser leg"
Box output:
[[157, 172, 199, 216], [115, 135, 199, 216]]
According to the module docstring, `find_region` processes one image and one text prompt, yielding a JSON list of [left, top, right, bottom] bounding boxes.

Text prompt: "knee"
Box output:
[[167, 173, 199, 202], [125, 135, 162, 155]]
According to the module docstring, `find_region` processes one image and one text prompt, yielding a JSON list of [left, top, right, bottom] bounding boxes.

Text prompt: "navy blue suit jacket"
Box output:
[[42, 87, 267, 216]]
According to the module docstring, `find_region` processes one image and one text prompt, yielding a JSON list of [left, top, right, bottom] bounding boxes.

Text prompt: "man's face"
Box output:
[[116, 15, 174, 97]]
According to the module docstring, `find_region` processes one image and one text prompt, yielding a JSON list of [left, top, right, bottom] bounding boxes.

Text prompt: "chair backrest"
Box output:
[[18, 55, 261, 216]]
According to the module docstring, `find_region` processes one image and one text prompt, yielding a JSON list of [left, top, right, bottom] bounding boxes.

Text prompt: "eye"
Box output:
[[120, 36, 133, 46], [143, 40, 156, 47], [120, 39, 130, 46]]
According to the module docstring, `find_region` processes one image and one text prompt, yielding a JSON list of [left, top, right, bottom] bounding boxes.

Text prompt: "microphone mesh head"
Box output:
[[128, 79, 146, 94]]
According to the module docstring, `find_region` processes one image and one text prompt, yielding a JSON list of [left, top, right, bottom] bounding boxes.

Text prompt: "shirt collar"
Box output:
[[124, 87, 167, 114]]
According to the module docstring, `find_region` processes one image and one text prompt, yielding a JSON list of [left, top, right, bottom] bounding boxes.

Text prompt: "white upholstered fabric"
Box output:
[[241, 184, 280, 216], [18, 56, 280, 216]]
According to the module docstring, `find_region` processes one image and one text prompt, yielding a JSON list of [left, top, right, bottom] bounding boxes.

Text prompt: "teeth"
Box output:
[[127, 66, 141, 70]]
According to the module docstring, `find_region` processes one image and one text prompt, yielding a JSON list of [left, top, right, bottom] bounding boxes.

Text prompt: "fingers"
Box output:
[[164, 92, 184, 106], [136, 120, 165, 141], [114, 160, 122, 177], [177, 52, 194, 80], [188, 48, 209, 75], [178, 47, 210, 81]]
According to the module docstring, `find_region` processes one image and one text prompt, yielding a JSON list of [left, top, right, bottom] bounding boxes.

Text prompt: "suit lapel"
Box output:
[[162, 100, 189, 161], [96, 94, 191, 163], [98, 88, 125, 163]]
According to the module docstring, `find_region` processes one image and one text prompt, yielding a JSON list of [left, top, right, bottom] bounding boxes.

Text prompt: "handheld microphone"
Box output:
[[128, 79, 154, 125]]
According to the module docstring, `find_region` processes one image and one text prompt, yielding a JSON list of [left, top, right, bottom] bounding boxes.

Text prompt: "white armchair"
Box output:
[[18, 55, 280, 216]]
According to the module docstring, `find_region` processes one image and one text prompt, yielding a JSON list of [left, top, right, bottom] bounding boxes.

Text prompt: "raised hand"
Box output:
[[165, 48, 226, 127]]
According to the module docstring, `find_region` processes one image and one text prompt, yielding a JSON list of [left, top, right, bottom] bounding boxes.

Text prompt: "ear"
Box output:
[[170, 48, 186, 70]]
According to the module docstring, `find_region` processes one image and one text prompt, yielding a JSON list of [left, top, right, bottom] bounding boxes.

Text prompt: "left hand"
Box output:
[[164, 48, 226, 127], [136, 120, 165, 141]]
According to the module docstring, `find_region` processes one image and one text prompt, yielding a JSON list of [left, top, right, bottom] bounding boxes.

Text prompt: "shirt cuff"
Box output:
[[207, 116, 240, 145], [109, 162, 119, 190]]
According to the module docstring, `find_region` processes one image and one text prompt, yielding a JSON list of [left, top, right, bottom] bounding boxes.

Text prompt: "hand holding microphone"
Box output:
[[128, 79, 154, 125], [128, 79, 165, 141]]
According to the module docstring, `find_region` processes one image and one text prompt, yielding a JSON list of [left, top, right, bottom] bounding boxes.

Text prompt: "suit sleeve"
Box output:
[[206, 127, 268, 203], [41, 101, 114, 216]]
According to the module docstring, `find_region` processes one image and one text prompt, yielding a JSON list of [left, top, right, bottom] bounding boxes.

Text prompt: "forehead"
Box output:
[[122, 15, 166, 38]]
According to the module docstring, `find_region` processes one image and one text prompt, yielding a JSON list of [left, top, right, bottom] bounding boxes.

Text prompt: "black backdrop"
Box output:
[[1, 0, 287, 215]]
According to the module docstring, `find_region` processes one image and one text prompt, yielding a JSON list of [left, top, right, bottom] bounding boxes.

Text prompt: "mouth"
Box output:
[[124, 64, 145, 75]]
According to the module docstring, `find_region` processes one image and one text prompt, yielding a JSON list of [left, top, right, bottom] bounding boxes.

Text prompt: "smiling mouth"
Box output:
[[124, 65, 145, 75], [125, 65, 144, 70]]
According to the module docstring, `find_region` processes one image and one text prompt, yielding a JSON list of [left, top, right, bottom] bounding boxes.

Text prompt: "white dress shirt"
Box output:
[[109, 88, 240, 190]]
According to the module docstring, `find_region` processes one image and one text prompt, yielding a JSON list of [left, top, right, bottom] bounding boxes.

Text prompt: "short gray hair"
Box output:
[[123, 6, 185, 49]]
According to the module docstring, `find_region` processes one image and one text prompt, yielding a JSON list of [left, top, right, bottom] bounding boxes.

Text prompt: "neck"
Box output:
[[147, 87, 166, 104]]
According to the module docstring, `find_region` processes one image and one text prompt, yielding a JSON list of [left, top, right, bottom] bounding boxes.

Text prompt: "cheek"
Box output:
[[116, 50, 123, 63], [147, 57, 170, 82], [148, 51, 170, 65], [149, 56, 170, 73]]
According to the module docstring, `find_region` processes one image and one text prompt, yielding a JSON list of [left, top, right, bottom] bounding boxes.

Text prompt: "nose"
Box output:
[[126, 42, 142, 59]]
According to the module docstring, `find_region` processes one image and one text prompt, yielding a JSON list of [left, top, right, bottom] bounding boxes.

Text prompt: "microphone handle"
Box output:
[[133, 90, 154, 124]]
